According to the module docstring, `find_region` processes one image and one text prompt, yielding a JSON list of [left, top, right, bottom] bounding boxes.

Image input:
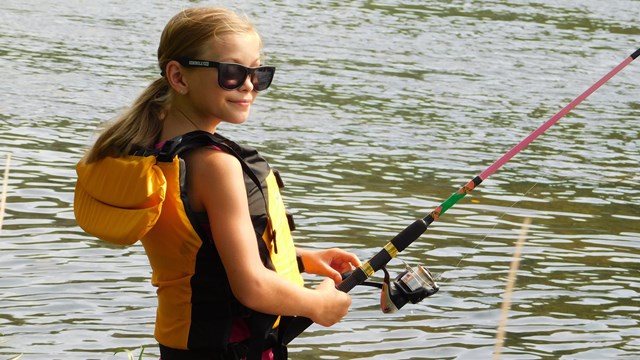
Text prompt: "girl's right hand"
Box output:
[[310, 278, 352, 327]]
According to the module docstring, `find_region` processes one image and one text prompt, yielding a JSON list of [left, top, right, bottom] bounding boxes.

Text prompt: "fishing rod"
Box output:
[[281, 47, 640, 345]]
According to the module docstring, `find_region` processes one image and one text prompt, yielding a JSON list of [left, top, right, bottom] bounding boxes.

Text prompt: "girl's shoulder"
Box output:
[[186, 145, 242, 175]]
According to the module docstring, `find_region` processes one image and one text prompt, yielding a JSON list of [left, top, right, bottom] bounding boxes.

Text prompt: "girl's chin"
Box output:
[[218, 108, 252, 125], [222, 117, 249, 125]]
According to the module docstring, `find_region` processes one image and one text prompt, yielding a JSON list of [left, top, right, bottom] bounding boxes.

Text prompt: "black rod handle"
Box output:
[[282, 218, 432, 345]]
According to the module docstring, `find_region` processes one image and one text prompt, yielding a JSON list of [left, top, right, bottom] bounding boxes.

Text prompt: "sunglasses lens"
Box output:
[[218, 64, 247, 90], [217, 63, 275, 91], [252, 67, 275, 92]]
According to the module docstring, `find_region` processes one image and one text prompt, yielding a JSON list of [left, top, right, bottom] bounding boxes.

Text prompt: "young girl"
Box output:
[[75, 7, 360, 360]]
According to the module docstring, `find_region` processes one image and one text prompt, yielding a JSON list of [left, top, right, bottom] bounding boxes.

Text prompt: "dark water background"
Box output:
[[1, 0, 638, 359]]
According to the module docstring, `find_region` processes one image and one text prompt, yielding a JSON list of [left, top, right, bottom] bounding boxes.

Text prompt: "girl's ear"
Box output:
[[165, 60, 189, 95]]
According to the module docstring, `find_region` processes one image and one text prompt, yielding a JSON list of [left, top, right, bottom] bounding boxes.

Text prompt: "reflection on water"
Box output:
[[1, 0, 639, 358]]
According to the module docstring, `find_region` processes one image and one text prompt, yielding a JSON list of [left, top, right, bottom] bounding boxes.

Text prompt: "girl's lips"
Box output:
[[230, 99, 252, 107]]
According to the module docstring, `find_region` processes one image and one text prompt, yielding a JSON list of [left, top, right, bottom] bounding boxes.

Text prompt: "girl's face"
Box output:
[[183, 32, 263, 127]]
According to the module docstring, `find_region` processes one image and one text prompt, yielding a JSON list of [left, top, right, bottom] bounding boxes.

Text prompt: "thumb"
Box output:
[[317, 277, 336, 290], [315, 262, 342, 284], [326, 268, 342, 284]]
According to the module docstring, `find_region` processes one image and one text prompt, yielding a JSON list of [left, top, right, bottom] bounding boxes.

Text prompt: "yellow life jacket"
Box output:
[[74, 131, 303, 354]]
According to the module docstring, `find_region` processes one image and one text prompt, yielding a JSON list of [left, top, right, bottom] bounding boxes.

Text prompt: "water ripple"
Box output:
[[1, 0, 639, 358]]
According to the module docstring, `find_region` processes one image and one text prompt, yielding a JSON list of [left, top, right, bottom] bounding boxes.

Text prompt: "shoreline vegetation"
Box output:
[[0, 153, 11, 233], [493, 218, 532, 359]]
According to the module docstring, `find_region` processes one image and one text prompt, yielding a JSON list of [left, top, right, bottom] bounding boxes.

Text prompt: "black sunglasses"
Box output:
[[176, 58, 275, 92]]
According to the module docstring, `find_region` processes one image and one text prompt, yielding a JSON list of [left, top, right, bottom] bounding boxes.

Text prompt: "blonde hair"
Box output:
[[84, 7, 260, 163]]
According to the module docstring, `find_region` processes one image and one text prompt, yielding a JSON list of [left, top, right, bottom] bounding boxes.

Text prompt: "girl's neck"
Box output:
[[161, 107, 218, 141], [177, 108, 203, 132]]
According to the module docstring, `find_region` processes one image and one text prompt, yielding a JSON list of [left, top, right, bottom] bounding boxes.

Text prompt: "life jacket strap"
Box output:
[[157, 130, 279, 254]]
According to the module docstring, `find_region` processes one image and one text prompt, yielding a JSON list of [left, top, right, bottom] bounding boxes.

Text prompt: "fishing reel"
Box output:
[[349, 263, 440, 313]]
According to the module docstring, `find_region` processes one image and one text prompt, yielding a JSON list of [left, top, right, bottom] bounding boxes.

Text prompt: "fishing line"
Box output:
[[434, 182, 539, 283]]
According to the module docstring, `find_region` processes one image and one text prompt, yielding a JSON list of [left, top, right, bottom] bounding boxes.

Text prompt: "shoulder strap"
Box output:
[[158, 131, 278, 252], [157, 131, 264, 201], [155, 130, 221, 161]]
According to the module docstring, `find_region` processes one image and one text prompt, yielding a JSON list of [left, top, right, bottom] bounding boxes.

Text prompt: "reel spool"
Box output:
[[380, 264, 439, 313], [344, 262, 439, 313]]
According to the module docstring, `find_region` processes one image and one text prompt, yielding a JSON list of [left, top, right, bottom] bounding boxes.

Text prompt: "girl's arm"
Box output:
[[187, 148, 351, 327]]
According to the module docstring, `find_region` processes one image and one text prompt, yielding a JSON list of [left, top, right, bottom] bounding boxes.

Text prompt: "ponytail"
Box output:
[[84, 78, 171, 163]]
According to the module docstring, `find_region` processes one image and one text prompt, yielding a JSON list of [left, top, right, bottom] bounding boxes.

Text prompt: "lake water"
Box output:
[[1, 0, 639, 359]]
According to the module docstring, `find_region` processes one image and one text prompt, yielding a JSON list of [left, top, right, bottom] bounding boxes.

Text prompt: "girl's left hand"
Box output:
[[298, 248, 362, 284]]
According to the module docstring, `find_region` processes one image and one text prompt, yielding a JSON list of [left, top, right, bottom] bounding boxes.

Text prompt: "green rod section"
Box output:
[[426, 176, 482, 221]]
